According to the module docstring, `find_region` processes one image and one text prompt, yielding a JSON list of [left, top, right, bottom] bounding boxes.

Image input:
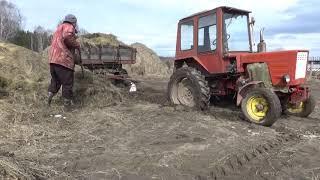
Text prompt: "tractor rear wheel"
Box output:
[[284, 95, 316, 117], [167, 67, 210, 110], [241, 88, 281, 127]]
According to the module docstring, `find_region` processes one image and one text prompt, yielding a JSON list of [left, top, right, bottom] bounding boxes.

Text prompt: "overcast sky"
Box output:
[[11, 0, 320, 56]]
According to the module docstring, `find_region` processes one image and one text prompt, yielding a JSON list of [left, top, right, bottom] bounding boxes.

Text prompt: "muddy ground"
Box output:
[[0, 75, 319, 180]]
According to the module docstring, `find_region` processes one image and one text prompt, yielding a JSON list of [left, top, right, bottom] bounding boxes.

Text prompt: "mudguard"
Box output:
[[237, 81, 265, 106]]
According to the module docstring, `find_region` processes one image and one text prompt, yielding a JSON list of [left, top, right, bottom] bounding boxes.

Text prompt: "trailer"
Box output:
[[79, 44, 136, 74], [75, 43, 137, 91]]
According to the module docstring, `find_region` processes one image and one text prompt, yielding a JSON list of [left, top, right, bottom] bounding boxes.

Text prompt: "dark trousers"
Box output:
[[48, 64, 74, 99]]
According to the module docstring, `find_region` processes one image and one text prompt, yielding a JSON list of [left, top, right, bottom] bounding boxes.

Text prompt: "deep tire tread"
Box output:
[[168, 67, 210, 110]]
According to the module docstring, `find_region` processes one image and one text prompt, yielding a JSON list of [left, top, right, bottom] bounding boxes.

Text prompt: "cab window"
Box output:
[[181, 21, 194, 51], [223, 13, 250, 52], [198, 14, 217, 52]]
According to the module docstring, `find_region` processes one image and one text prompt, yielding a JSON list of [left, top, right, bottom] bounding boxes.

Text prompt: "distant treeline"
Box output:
[[9, 27, 52, 52], [0, 0, 52, 52]]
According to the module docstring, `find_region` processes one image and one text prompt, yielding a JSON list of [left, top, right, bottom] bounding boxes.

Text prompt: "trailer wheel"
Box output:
[[167, 67, 210, 110], [241, 88, 281, 127], [284, 95, 315, 117], [114, 68, 128, 76], [113, 68, 129, 87]]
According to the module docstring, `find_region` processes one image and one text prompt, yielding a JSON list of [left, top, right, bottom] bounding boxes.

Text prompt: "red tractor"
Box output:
[[168, 6, 316, 126]]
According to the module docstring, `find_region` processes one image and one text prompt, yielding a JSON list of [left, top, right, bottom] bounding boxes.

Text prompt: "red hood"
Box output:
[[227, 50, 309, 86]]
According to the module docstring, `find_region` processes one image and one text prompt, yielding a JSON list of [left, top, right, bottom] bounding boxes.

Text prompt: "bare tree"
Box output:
[[34, 26, 45, 51], [0, 0, 22, 41], [32, 26, 52, 52]]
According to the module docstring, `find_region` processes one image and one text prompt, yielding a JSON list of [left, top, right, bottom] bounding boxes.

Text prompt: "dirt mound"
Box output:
[[0, 42, 126, 123], [0, 42, 48, 95], [73, 69, 124, 108], [124, 43, 172, 77]]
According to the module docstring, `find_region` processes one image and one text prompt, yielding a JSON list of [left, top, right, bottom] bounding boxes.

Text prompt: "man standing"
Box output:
[[48, 14, 80, 110]]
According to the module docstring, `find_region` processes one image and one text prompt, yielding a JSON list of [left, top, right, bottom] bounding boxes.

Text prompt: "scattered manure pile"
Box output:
[[124, 43, 172, 78]]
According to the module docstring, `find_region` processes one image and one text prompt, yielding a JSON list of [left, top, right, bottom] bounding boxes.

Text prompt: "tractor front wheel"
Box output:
[[167, 67, 210, 110], [284, 95, 316, 117], [241, 88, 282, 127]]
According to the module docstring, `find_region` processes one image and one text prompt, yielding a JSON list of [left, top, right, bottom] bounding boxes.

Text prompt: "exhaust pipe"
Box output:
[[257, 28, 266, 53]]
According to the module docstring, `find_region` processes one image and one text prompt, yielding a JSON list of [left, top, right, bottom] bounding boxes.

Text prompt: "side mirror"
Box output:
[[250, 17, 256, 26]]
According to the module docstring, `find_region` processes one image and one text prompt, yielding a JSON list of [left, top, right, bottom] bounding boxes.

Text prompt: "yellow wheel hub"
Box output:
[[287, 102, 304, 114], [246, 96, 269, 122]]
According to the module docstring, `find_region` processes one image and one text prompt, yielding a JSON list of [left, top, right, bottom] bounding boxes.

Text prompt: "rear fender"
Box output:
[[237, 81, 265, 106], [175, 57, 209, 75]]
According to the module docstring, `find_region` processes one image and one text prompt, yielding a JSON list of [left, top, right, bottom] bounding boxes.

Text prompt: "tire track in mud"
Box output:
[[126, 80, 320, 179], [195, 132, 303, 180], [128, 86, 168, 106]]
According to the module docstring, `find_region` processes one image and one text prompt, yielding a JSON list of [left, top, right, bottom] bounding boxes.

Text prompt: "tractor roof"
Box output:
[[180, 6, 251, 21]]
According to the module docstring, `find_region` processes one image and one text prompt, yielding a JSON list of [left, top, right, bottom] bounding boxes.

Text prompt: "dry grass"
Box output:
[[81, 33, 124, 47], [0, 157, 32, 179], [0, 42, 48, 95], [73, 69, 124, 108], [0, 41, 129, 179]]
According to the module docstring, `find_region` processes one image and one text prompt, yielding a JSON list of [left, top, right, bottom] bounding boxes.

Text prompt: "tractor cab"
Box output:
[[176, 6, 254, 74]]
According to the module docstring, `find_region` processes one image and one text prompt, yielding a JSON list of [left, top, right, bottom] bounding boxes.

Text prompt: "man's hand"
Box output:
[[64, 35, 80, 50], [73, 49, 82, 65]]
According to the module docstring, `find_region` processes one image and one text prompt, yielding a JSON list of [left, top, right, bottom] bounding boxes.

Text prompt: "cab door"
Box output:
[[197, 12, 224, 74]]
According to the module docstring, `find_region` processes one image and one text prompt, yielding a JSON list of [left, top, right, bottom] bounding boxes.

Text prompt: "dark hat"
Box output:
[[64, 14, 77, 24]]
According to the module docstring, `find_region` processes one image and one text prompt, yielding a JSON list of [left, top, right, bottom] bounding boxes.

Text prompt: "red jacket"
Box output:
[[49, 23, 80, 70]]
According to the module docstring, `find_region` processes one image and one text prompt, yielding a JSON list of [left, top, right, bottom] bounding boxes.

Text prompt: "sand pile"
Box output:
[[124, 43, 172, 77]]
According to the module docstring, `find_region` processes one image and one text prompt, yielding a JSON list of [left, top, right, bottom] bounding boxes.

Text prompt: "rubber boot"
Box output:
[[63, 99, 73, 112], [48, 92, 55, 106]]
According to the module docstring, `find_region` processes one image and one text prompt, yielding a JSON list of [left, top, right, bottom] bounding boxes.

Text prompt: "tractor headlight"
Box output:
[[283, 74, 291, 84]]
